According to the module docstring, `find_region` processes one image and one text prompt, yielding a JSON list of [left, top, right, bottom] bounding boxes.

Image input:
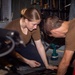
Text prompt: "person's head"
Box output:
[[20, 7, 41, 31], [43, 16, 65, 38]]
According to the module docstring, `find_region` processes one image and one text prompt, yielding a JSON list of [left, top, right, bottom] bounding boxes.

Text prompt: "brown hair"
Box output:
[[21, 7, 41, 21], [43, 16, 63, 35]]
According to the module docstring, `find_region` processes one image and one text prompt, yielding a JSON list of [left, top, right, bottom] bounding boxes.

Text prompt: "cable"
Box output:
[[0, 36, 15, 57]]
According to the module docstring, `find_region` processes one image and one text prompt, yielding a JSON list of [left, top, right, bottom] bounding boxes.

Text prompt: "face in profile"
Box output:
[[49, 29, 66, 38], [26, 19, 41, 31]]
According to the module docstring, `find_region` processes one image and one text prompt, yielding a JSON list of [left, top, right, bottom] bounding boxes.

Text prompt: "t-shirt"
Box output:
[[5, 18, 41, 45], [65, 18, 75, 51]]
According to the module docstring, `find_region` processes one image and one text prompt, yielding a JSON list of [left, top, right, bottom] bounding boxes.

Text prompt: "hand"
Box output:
[[46, 65, 58, 70], [27, 60, 41, 68]]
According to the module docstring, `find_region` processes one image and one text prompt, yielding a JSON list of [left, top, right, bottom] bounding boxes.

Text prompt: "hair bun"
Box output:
[[21, 8, 27, 15]]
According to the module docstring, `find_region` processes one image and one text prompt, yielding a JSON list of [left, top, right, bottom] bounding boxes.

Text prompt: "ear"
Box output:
[[53, 29, 63, 35], [50, 29, 59, 34], [51, 29, 57, 33], [52, 28, 60, 32], [53, 30, 60, 34], [25, 19, 29, 23]]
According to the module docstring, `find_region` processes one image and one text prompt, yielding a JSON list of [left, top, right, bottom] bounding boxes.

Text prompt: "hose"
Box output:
[[0, 36, 15, 57]]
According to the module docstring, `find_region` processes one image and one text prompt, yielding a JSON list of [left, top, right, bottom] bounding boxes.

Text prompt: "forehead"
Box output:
[[30, 19, 41, 24]]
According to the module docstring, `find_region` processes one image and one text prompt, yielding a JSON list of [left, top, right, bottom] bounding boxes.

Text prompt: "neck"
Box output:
[[20, 18, 26, 28], [20, 18, 28, 35]]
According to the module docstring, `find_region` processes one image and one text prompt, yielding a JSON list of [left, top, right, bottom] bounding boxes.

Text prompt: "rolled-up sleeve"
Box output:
[[65, 26, 75, 51], [31, 26, 41, 41]]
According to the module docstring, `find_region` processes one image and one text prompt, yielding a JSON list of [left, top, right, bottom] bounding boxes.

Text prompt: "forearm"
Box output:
[[57, 50, 74, 75], [37, 44, 48, 67], [57, 62, 68, 75], [11, 51, 29, 64]]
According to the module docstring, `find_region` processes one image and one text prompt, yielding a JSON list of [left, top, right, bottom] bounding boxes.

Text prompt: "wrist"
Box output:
[[45, 64, 49, 69], [24, 58, 30, 64]]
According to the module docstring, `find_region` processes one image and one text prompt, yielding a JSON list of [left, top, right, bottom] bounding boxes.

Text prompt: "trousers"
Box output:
[[15, 43, 45, 67]]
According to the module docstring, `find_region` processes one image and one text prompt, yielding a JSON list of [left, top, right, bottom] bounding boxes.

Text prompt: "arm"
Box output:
[[57, 50, 74, 75], [11, 50, 29, 64], [34, 39, 57, 70], [34, 39, 48, 67], [11, 50, 41, 67]]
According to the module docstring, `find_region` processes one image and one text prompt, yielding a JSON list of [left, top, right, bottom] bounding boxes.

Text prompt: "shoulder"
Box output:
[[31, 26, 41, 40], [8, 18, 20, 24], [69, 18, 75, 24], [32, 26, 40, 34], [68, 18, 75, 29], [5, 18, 20, 29]]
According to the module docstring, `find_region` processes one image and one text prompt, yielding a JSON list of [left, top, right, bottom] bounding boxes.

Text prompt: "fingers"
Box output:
[[35, 61, 41, 67], [47, 65, 58, 70]]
